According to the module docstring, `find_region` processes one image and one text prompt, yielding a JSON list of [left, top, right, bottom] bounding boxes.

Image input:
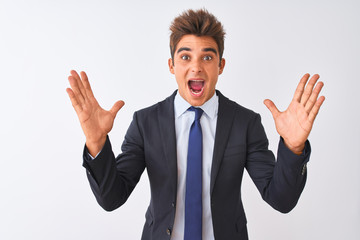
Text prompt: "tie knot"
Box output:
[[189, 106, 204, 121]]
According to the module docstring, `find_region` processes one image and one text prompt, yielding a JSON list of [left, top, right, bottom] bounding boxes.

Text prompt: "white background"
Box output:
[[0, 0, 359, 239]]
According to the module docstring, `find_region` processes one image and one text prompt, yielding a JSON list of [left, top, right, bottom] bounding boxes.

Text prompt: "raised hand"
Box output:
[[66, 70, 124, 156], [263, 73, 325, 154]]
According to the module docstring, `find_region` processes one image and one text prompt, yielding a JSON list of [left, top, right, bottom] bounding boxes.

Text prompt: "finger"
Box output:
[[80, 71, 96, 100], [293, 73, 310, 102], [68, 75, 85, 104], [264, 99, 281, 119], [300, 74, 320, 106], [308, 96, 325, 123], [70, 70, 88, 101], [305, 81, 324, 113], [110, 100, 125, 116], [66, 88, 83, 114]]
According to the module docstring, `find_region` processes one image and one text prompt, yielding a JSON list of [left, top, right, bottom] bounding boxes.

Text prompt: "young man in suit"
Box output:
[[66, 9, 324, 240]]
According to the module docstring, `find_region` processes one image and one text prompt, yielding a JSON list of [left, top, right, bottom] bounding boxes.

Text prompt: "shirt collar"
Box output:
[[174, 91, 218, 119]]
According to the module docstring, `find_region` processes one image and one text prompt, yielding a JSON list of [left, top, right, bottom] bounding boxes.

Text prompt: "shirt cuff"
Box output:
[[84, 138, 107, 161]]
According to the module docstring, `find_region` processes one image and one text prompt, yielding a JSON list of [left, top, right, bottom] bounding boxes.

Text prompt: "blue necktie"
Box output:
[[184, 107, 203, 240]]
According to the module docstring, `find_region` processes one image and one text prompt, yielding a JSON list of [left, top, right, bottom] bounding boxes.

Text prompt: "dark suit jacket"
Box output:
[[82, 90, 310, 240]]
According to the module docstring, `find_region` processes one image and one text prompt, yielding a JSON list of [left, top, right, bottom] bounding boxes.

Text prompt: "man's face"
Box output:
[[168, 35, 225, 106]]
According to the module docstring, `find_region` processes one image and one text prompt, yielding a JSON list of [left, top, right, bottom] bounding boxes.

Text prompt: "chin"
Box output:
[[187, 97, 206, 106]]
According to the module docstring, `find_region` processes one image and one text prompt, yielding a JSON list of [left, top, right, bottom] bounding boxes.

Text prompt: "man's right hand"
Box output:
[[66, 70, 125, 157]]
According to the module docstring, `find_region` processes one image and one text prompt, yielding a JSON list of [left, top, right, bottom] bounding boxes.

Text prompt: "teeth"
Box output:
[[190, 87, 204, 96], [188, 80, 204, 96]]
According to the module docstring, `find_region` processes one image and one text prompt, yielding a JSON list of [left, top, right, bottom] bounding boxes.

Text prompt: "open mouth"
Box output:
[[188, 80, 205, 97]]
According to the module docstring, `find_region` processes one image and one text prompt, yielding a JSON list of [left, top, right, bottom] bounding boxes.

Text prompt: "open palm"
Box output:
[[66, 70, 124, 155], [264, 74, 325, 154]]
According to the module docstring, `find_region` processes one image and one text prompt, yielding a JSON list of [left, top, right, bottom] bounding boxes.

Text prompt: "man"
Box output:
[[66, 9, 324, 240]]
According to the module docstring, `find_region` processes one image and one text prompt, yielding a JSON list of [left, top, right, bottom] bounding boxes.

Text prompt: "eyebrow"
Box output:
[[176, 47, 218, 56], [177, 47, 191, 54], [203, 48, 218, 55]]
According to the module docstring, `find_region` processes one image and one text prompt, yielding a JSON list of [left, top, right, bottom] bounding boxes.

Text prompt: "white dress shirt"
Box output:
[[171, 92, 218, 240]]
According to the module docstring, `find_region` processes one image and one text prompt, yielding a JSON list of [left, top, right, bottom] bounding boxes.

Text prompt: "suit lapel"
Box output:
[[210, 91, 236, 194], [157, 91, 178, 198], [156, 90, 235, 197]]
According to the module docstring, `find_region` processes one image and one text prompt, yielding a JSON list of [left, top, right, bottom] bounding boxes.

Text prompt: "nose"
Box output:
[[190, 58, 202, 73]]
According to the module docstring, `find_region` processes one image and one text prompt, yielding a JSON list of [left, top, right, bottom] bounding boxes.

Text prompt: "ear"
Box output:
[[219, 58, 226, 75], [168, 58, 175, 74]]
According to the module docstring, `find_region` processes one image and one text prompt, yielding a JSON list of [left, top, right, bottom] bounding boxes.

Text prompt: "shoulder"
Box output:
[[217, 90, 259, 120], [133, 90, 176, 120], [216, 91, 266, 139]]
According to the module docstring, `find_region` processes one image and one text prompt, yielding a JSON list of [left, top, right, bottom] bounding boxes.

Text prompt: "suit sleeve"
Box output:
[[245, 113, 310, 213], [82, 112, 146, 211]]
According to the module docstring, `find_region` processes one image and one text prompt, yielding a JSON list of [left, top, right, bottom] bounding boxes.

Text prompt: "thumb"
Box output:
[[110, 100, 125, 116], [263, 99, 280, 119]]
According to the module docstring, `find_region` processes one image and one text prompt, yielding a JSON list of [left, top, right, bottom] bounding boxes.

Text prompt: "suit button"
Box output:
[[171, 202, 175, 207], [166, 228, 171, 235], [301, 164, 307, 175]]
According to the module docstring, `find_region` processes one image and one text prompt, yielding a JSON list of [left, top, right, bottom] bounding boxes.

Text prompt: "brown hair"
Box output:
[[169, 9, 225, 63]]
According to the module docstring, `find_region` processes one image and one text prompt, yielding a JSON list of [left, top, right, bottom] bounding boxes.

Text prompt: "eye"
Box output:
[[203, 55, 212, 61], [181, 55, 190, 60]]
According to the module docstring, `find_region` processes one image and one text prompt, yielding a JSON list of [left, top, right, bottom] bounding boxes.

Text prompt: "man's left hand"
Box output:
[[264, 73, 325, 155]]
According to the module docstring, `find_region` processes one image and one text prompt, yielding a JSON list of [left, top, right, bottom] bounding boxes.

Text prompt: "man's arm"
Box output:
[[82, 116, 146, 211], [246, 73, 324, 212], [245, 113, 310, 213], [67, 70, 146, 211]]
